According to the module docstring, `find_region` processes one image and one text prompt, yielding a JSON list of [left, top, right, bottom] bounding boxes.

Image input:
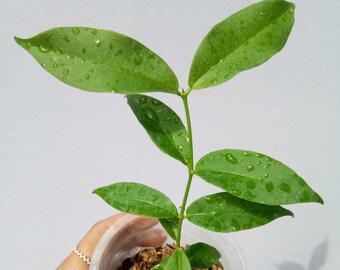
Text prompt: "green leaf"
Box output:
[[185, 242, 221, 268], [151, 256, 170, 270], [195, 149, 323, 205], [189, 0, 295, 89], [93, 182, 177, 218], [126, 94, 190, 165], [186, 192, 293, 232], [159, 217, 179, 241], [166, 250, 191, 270], [15, 27, 178, 94]]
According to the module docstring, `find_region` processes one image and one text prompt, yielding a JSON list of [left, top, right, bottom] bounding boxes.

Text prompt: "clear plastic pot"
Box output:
[[90, 215, 247, 270]]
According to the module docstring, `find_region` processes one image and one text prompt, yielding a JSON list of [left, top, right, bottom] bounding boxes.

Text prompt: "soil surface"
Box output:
[[117, 244, 223, 270]]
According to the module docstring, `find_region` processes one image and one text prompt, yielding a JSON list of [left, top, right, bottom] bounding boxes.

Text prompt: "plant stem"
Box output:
[[176, 89, 194, 249]]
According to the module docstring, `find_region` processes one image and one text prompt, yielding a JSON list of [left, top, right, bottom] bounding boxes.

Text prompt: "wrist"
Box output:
[[56, 253, 89, 270]]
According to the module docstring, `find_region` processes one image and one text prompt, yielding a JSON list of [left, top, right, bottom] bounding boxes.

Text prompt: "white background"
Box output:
[[1, 0, 339, 269]]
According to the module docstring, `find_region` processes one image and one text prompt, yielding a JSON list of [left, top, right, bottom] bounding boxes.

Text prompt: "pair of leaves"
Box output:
[[92, 180, 294, 235], [16, 0, 295, 94], [152, 243, 220, 270], [84, 189, 218, 270]]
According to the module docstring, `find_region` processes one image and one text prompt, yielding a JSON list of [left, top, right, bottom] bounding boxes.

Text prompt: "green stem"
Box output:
[[176, 89, 194, 249]]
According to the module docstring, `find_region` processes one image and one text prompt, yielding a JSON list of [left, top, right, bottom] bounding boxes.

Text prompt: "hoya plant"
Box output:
[[15, 0, 323, 269]]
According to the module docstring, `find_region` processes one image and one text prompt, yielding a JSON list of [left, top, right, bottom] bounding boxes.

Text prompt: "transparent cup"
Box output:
[[90, 215, 246, 270]]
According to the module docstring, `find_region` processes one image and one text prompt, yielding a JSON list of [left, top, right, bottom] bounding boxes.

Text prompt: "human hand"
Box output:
[[57, 213, 167, 270]]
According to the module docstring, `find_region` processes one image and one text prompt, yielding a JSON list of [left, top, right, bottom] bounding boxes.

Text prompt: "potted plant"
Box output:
[[15, 0, 323, 269]]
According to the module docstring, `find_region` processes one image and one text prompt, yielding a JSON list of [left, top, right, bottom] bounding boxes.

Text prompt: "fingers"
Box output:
[[77, 213, 126, 258], [77, 214, 166, 258], [136, 228, 167, 247], [58, 214, 168, 270], [126, 216, 159, 231], [127, 216, 167, 247], [95, 213, 127, 230]]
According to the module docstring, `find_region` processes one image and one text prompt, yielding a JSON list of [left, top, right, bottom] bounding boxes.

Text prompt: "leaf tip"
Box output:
[[14, 36, 23, 45], [314, 193, 324, 205], [287, 209, 294, 218], [14, 36, 32, 50], [92, 188, 100, 195]]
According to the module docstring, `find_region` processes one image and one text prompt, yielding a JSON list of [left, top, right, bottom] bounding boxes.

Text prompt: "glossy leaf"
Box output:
[[189, 0, 295, 89], [195, 149, 323, 205], [159, 217, 179, 241], [186, 192, 293, 232], [126, 94, 190, 165], [93, 182, 177, 218], [185, 242, 221, 268], [151, 256, 170, 270], [166, 250, 191, 270], [15, 27, 178, 94]]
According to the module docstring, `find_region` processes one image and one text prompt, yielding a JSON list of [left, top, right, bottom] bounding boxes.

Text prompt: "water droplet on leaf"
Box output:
[[266, 182, 274, 192], [39, 46, 49, 53], [140, 96, 147, 105], [72, 27, 80, 35], [62, 35, 70, 42], [264, 163, 271, 169], [224, 153, 238, 164], [144, 108, 159, 123], [151, 99, 161, 106], [63, 69, 69, 78], [134, 56, 143, 66], [95, 40, 102, 47], [247, 165, 255, 172], [232, 189, 241, 196], [279, 183, 291, 193], [210, 78, 218, 84]]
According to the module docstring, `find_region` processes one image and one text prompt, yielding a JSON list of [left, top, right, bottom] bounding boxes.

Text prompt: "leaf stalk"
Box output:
[[176, 89, 194, 249]]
